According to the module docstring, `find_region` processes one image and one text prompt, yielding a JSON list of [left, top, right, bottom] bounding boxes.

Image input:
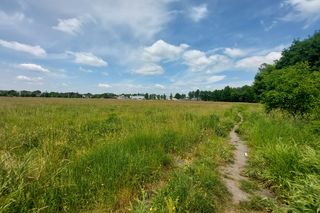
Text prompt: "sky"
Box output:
[[0, 0, 320, 94]]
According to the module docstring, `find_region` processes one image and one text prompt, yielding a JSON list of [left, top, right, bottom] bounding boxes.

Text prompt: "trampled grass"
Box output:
[[0, 98, 242, 212]]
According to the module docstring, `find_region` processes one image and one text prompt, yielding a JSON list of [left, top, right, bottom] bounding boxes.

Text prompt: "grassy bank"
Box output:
[[0, 98, 242, 212], [240, 110, 320, 212]]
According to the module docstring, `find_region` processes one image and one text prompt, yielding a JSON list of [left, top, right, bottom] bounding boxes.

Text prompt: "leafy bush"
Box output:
[[256, 63, 320, 117]]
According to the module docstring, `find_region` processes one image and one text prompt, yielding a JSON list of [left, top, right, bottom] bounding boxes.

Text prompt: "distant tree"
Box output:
[[170, 93, 173, 100], [187, 85, 257, 103], [8, 90, 19, 97], [32, 90, 42, 97], [195, 89, 200, 100], [188, 91, 195, 99], [163, 94, 167, 100], [144, 93, 149, 100], [174, 93, 182, 99]]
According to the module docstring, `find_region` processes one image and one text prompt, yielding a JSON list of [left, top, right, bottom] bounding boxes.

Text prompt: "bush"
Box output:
[[260, 63, 320, 117]]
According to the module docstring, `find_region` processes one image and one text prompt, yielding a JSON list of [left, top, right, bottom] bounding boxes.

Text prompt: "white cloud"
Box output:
[[224, 48, 247, 58], [79, 66, 93, 73], [0, 11, 32, 26], [236, 51, 282, 70], [97, 83, 111, 88], [16, 75, 43, 82], [136, 40, 188, 77], [68, 52, 108, 67], [260, 20, 278, 32], [282, 0, 320, 26], [33, 0, 174, 39], [0, 39, 46, 57], [101, 72, 109, 76], [183, 50, 212, 70], [134, 63, 164, 75], [183, 50, 231, 73], [172, 74, 226, 90], [143, 40, 189, 62], [206, 75, 226, 84], [53, 18, 83, 35], [155, 84, 165, 89], [19, 63, 50, 73], [189, 4, 208, 22]]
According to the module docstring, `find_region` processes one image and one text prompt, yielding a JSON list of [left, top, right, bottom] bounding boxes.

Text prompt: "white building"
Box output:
[[130, 95, 145, 100]]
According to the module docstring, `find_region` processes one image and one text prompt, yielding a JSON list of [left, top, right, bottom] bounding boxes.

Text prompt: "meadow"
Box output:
[[0, 98, 242, 212], [1, 98, 319, 212]]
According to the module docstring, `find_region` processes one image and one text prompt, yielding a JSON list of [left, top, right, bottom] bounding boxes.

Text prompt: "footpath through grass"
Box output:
[[0, 98, 242, 212], [239, 109, 320, 212]]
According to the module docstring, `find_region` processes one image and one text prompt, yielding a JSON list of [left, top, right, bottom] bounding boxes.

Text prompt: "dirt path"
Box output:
[[222, 113, 249, 205]]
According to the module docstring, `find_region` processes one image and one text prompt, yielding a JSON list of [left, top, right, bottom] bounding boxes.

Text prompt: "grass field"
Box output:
[[0, 98, 244, 212], [1, 98, 319, 212]]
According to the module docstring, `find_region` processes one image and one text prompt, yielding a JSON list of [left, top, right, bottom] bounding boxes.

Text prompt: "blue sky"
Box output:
[[0, 0, 320, 94]]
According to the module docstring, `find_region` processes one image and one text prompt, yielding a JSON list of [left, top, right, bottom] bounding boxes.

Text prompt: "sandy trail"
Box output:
[[222, 113, 249, 204]]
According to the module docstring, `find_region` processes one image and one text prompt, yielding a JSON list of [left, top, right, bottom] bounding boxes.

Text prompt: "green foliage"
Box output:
[[253, 31, 320, 117], [276, 31, 320, 69], [253, 63, 276, 99], [261, 63, 320, 116], [188, 85, 257, 103]]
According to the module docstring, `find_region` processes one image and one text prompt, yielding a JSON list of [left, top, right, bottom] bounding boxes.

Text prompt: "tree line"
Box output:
[[187, 85, 256, 102], [0, 90, 117, 99]]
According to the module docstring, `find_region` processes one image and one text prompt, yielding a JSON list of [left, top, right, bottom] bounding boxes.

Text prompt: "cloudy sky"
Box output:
[[0, 0, 320, 94]]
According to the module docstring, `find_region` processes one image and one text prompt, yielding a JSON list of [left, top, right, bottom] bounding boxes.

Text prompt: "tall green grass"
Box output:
[[145, 136, 233, 213], [240, 111, 320, 212], [0, 98, 241, 212]]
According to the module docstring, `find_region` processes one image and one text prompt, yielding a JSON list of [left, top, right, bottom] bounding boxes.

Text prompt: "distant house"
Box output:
[[130, 95, 145, 100]]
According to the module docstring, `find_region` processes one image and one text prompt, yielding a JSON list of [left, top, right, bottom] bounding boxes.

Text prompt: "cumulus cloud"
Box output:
[[236, 51, 282, 70], [0, 39, 46, 57], [282, 0, 320, 26], [143, 40, 189, 62], [53, 18, 83, 35], [97, 83, 111, 88], [68, 52, 108, 67], [189, 4, 208, 22], [16, 75, 43, 82], [183, 50, 231, 73], [136, 40, 188, 76], [224, 48, 247, 58], [19, 63, 50, 73], [134, 63, 164, 75]]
